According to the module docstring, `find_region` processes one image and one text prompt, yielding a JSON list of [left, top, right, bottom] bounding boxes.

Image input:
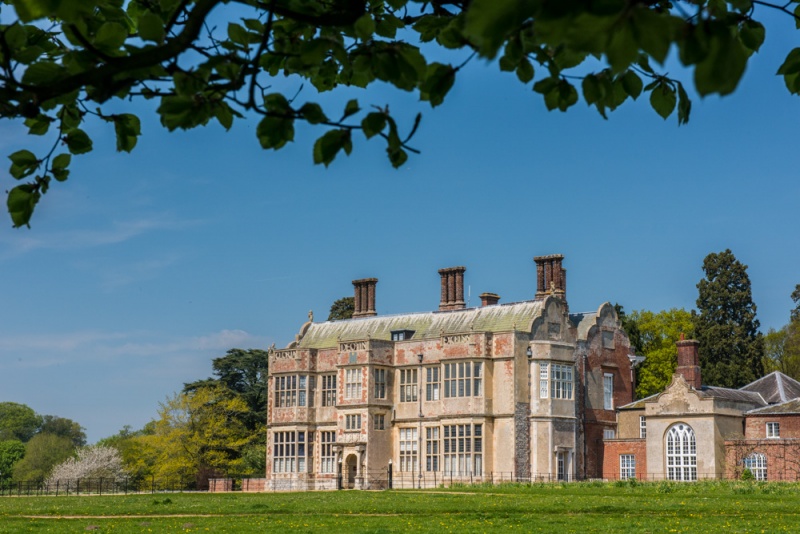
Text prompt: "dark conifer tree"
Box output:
[[694, 250, 764, 388]]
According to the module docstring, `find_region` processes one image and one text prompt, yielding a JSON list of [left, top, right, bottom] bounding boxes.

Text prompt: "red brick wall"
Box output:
[[602, 440, 647, 480], [725, 439, 800, 481], [745, 414, 800, 440]]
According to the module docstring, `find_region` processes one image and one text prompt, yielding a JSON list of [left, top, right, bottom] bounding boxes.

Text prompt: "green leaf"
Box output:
[[582, 75, 604, 106], [516, 58, 534, 83], [632, 8, 676, 64], [649, 82, 676, 119], [342, 99, 360, 120], [605, 19, 638, 73], [5, 23, 27, 49], [739, 20, 765, 53], [21, 61, 65, 85], [94, 22, 128, 50], [313, 129, 352, 167], [227, 23, 249, 46], [300, 103, 328, 125], [213, 102, 235, 130], [52, 153, 71, 170], [24, 115, 52, 135], [621, 70, 643, 99], [778, 48, 800, 76], [11, 0, 58, 22], [8, 149, 39, 179], [138, 11, 165, 43], [463, 0, 536, 58], [420, 63, 456, 107], [264, 93, 291, 114], [677, 83, 691, 125], [113, 113, 141, 152], [7, 184, 40, 228], [694, 26, 747, 96], [256, 116, 294, 150], [354, 14, 375, 40], [361, 112, 386, 139], [387, 147, 408, 168], [64, 129, 93, 154]]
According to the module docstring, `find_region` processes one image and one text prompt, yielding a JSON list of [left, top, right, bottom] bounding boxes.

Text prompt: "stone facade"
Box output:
[[264, 256, 636, 489]]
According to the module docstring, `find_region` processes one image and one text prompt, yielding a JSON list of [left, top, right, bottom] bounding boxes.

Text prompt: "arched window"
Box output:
[[744, 452, 767, 481], [666, 423, 697, 481]]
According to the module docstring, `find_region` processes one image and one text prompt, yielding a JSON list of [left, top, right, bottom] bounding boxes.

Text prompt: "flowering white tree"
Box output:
[[46, 445, 127, 485]]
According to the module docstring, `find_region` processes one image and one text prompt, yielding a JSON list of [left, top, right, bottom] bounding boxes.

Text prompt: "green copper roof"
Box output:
[[296, 300, 545, 349]]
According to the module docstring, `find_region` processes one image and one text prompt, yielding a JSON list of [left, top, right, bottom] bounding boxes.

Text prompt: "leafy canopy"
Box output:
[[328, 296, 355, 320], [2, 0, 798, 227]]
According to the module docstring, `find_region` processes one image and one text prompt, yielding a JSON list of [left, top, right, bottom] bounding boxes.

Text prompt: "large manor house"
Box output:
[[259, 255, 800, 490]]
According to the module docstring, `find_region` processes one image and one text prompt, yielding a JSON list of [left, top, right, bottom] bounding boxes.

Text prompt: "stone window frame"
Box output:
[[640, 416, 647, 439], [345, 368, 362, 400], [743, 452, 768, 481], [274, 374, 310, 408], [539, 363, 549, 399], [550, 363, 574, 400], [374, 368, 387, 399], [400, 368, 418, 403], [398, 427, 418, 472], [766, 421, 780, 439], [426, 366, 440, 401], [319, 431, 336, 474], [321, 374, 337, 407], [442, 423, 483, 476], [603, 428, 616, 440], [425, 426, 440, 472], [373, 414, 385, 431], [345, 413, 362, 431], [273, 430, 309, 474], [620, 454, 636, 480], [443, 361, 483, 398]]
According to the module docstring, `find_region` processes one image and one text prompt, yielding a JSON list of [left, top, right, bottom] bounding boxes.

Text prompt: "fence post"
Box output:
[[76, 478, 80, 496]]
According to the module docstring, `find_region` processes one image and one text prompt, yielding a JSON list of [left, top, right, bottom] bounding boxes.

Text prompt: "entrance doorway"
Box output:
[[345, 454, 357, 489]]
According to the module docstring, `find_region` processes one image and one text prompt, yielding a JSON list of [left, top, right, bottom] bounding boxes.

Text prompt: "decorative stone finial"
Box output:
[[308, 310, 314, 322]]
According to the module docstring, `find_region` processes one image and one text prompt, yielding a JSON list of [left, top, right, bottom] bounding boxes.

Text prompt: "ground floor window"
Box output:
[[426, 427, 440, 471], [399, 428, 418, 472], [556, 451, 566, 481], [666, 423, 696, 481], [273, 431, 310, 473], [620, 454, 636, 479], [744, 452, 767, 481], [442, 424, 483, 476], [319, 431, 336, 474]]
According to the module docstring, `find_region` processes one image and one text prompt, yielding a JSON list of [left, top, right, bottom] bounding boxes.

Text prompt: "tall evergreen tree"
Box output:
[[694, 249, 764, 388]]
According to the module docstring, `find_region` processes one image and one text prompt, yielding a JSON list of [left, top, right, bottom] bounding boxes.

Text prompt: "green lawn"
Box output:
[[0, 481, 797, 533]]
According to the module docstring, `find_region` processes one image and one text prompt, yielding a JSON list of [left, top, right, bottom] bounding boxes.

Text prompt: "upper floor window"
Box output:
[[551, 364, 573, 400], [640, 416, 647, 439], [539, 363, 549, 399], [345, 368, 362, 400], [345, 413, 362, 431], [426, 366, 440, 401], [400, 369, 418, 402], [603, 373, 614, 410], [767, 422, 780, 438], [374, 414, 385, 430], [391, 330, 415, 341], [274, 375, 311, 408], [321, 374, 336, 407], [374, 368, 387, 399], [443, 361, 482, 398], [603, 428, 616, 440]]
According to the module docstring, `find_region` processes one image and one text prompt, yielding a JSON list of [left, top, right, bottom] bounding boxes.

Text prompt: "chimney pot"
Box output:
[[533, 254, 566, 300], [676, 339, 701, 389], [438, 266, 466, 311], [352, 278, 378, 317], [480, 293, 501, 307]]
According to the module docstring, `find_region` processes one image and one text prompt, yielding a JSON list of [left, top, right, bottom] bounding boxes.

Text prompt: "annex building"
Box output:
[[264, 255, 639, 490], [603, 338, 800, 481]]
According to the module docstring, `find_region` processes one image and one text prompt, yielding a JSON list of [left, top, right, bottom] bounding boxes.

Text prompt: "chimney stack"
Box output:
[[534, 254, 566, 300], [676, 337, 702, 389], [352, 278, 378, 318], [480, 292, 500, 307], [438, 266, 466, 311]]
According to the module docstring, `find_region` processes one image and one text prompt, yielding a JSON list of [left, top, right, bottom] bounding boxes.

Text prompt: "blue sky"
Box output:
[[1, 10, 799, 443]]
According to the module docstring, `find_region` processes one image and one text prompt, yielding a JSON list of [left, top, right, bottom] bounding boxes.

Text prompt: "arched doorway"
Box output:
[[345, 454, 358, 489]]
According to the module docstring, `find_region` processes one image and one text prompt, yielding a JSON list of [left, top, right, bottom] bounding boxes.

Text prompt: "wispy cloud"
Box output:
[[95, 253, 182, 290], [0, 215, 202, 258]]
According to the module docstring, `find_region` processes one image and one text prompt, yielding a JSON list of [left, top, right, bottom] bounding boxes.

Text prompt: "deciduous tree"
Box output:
[[39, 415, 87, 448], [2, 0, 798, 226], [11, 433, 74, 482], [694, 249, 764, 389], [45, 445, 127, 484], [0, 402, 42, 442], [328, 296, 355, 321], [0, 439, 25, 480], [628, 308, 695, 398]]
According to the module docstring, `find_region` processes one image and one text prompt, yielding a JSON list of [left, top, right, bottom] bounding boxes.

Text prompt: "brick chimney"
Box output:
[[534, 254, 566, 300], [352, 278, 378, 318], [480, 292, 500, 306], [676, 335, 701, 389], [438, 266, 466, 311]]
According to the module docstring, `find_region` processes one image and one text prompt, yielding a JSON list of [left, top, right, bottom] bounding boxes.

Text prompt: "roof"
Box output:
[[295, 300, 545, 349], [698, 386, 767, 406], [618, 393, 659, 410], [740, 371, 800, 404], [747, 398, 800, 415]]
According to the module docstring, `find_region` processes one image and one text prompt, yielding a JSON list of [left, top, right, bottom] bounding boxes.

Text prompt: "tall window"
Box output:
[[426, 427, 440, 471], [666, 423, 697, 481], [374, 368, 386, 399], [539, 363, 549, 399], [744, 452, 767, 481], [322, 374, 337, 407], [345, 368, 362, 400], [400, 369, 417, 402], [345, 413, 362, 431], [442, 424, 483, 476], [640, 416, 647, 439], [556, 451, 566, 481], [274, 375, 311, 408], [399, 428, 418, 472], [551, 364, 573, 399], [443, 362, 483, 398], [426, 367, 440, 401], [320, 431, 336, 474], [767, 422, 780, 438], [603, 373, 614, 410], [620, 454, 636, 480], [273, 431, 309, 473], [374, 414, 385, 430]]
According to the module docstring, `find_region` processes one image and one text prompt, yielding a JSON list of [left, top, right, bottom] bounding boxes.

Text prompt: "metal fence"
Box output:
[[0, 476, 197, 497]]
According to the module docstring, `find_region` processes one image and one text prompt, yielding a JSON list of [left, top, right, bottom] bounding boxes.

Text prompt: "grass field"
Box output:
[[1, 480, 798, 533]]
